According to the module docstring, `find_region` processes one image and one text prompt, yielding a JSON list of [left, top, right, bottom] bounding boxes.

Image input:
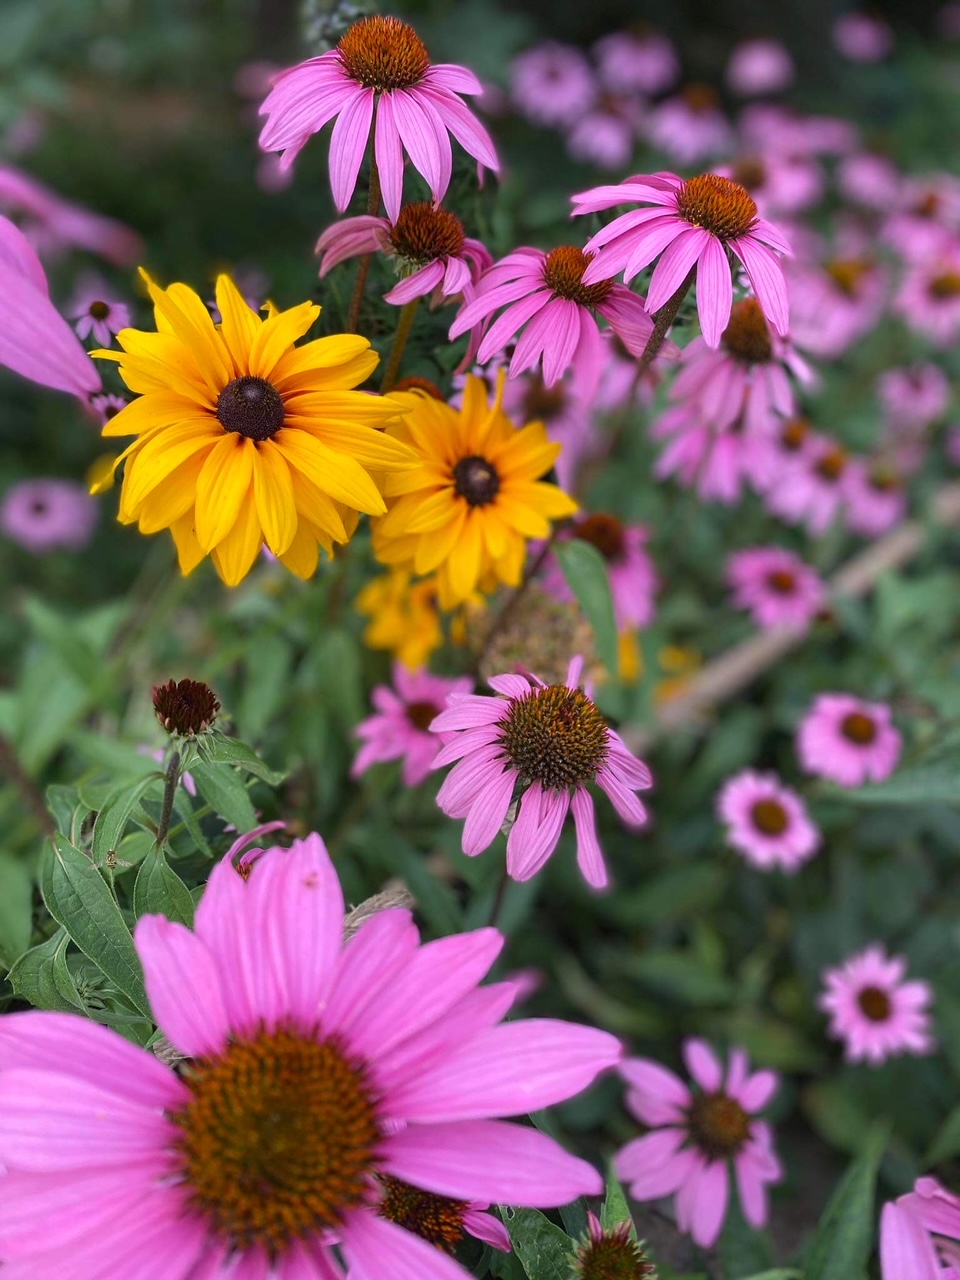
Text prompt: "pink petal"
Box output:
[[736, 1148, 772, 1229], [328, 87, 375, 212], [325, 909, 419, 1039], [374, 94, 405, 222], [645, 227, 709, 313], [135, 915, 230, 1058], [463, 769, 516, 854], [738, 1069, 779, 1113], [431, 698, 507, 731], [191, 855, 265, 1039], [0, 1167, 164, 1255], [696, 236, 733, 348], [619, 1057, 690, 1125], [385, 259, 445, 305], [506, 783, 569, 881], [730, 236, 789, 336], [880, 1200, 941, 1280], [426, 64, 484, 95], [542, 298, 583, 386], [417, 85, 499, 171], [688, 1159, 730, 1248], [616, 1130, 697, 1198], [572, 788, 608, 888], [475, 290, 553, 364], [487, 673, 533, 698], [342, 1210, 472, 1280], [684, 1038, 723, 1091], [595, 768, 647, 827], [391, 92, 452, 204], [463, 1208, 511, 1251]]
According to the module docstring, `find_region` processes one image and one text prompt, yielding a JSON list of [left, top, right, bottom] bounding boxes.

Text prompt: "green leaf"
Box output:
[[189, 760, 258, 832], [623, 949, 735, 1005], [199, 733, 286, 786], [554, 539, 619, 675], [926, 1103, 960, 1165], [600, 1167, 636, 1239], [170, 789, 213, 858], [501, 1207, 575, 1280], [91, 773, 164, 867], [719, 1186, 774, 1279], [804, 1121, 890, 1280], [7, 928, 84, 1012], [133, 849, 195, 926], [0, 852, 34, 967], [40, 836, 150, 1018]]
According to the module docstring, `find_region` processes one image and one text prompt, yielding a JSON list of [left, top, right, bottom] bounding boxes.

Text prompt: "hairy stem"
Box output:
[[380, 297, 420, 393], [346, 150, 382, 334], [155, 750, 181, 849], [635, 268, 696, 375]]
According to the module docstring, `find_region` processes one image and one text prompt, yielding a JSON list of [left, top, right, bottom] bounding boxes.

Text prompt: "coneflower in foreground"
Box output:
[[0, 834, 620, 1279]]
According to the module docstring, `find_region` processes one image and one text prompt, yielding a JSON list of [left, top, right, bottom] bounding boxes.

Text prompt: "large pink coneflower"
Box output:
[[882, 1178, 960, 1280], [796, 692, 902, 788], [258, 15, 499, 221], [430, 656, 652, 890], [508, 42, 597, 128], [616, 1039, 782, 1248], [716, 769, 820, 873], [538, 513, 658, 631], [352, 664, 474, 787], [0, 834, 620, 1278], [317, 202, 491, 306], [448, 244, 662, 388], [819, 944, 934, 1065], [573, 171, 791, 347]]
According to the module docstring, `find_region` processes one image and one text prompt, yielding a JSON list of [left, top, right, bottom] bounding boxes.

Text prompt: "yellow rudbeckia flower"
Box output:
[[372, 372, 578, 608], [93, 271, 415, 586]]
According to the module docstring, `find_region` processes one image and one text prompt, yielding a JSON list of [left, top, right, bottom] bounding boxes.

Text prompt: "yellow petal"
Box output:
[[412, 504, 466, 574], [288, 470, 348, 543], [401, 488, 461, 535], [286, 418, 417, 470], [86, 453, 118, 495], [248, 301, 320, 379], [443, 512, 483, 602], [136, 452, 208, 534], [194, 434, 256, 552], [277, 429, 386, 516], [119, 423, 221, 514], [101, 392, 214, 439], [139, 270, 233, 397], [210, 489, 263, 586], [252, 443, 298, 556], [215, 275, 261, 374], [169, 512, 206, 576], [277, 522, 321, 579], [272, 333, 373, 382]]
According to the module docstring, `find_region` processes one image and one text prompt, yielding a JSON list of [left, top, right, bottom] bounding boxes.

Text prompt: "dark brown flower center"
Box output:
[[687, 1091, 751, 1159], [337, 16, 430, 91], [766, 568, 797, 595], [814, 446, 847, 483], [89, 300, 111, 320], [722, 298, 773, 363], [153, 677, 220, 736], [677, 174, 758, 241], [172, 1028, 380, 1254], [29, 499, 48, 515], [913, 191, 941, 219], [841, 711, 877, 745], [376, 1176, 467, 1252], [406, 699, 439, 731], [576, 1226, 658, 1280], [543, 246, 614, 307], [389, 203, 466, 264], [780, 417, 811, 452], [868, 464, 901, 493], [857, 985, 892, 1022], [751, 798, 789, 835], [731, 156, 768, 192], [522, 375, 568, 422], [453, 455, 501, 507], [825, 259, 871, 298], [216, 376, 285, 442], [681, 82, 719, 113], [498, 683, 609, 789], [575, 513, 626, 562], [929, 271, 960, 300]]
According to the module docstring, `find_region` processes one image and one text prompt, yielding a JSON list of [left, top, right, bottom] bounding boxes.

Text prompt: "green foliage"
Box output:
[[803, 1123, 890, 1280], [554, 539, 619, 675]]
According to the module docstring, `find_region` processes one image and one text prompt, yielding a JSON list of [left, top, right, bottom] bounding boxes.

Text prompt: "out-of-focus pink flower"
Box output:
[[0, 214, 101, 398], [881, 1178, 960, 1280], [766, 436, 850, 534], [567, 99, 640, 171], [651, 402, 759, 506], [0, 478, 98, 553], [1, 112, 46, 157], [574, 171, 791, 347], [716, 769, 820, 871], [0, 164, 141, 266], [69, 276, 131, 346], [617, 1039, 782, 1248], [833, 12, 895, 62], [797, 692, 902, 787], [538, 513, 658, 631], [317, 202, 491, 306], [727, 546, 826, 630], [646, 87, 735, 166], [843, 460, 907, 536], [748, 415, 817, 494], [431, 656, 652, 890], [449, 244, 661, 388], [740, 104, 859, 157], [722, 153, 824, 216], [233, 60, 282, 99], [508, 42, 597, 127], [836, 151, 901, 209], [878, 363, 951, 429], [352, 665, 474, 787], [940, 2, 960, 37], [90, 391, 128, 427], [725, 39, 795, 97], [819, 944, 934, 1064], [882, 174, 960, 262], [894, 250, 960, 347], [788, 256, 887, 359], [255, 152, 296, 193], [593, 31, 679, 95], [258, 15, 498, 222]]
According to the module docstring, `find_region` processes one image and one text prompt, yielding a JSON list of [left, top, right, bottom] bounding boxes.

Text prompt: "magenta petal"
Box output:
[[488, 673, 533, 699], [571, 787, 608, 889], [475, 290, 553, 364], [463, 769, 516, 855], [391, 92, 452, 204], [418, 85, 500, 171], [505, 783, 569, 881], [325, 908, 419, 1039], [135, 914, 230, 1057], [0, 1167, 162, 1255], [342, 1210, 471, 1280], [645, 227, 709, 312], [696, 236, 733, 348], [684, 1038, 724, 1091], [619, 1057, 690, 1125], [463, 1208, 511, 1252], [426, 64, 484, 95], [328, 87, 374, 212], [385, 260, 445, 305], [374, 94, 405, 222], [383, 1119, 603, 1204], [880, 1200, 941, 1280], [730, 236, 790, 336], [736, 1148, 772, 1229], [689, 1159, 729, 1248], [615, 1129, 693, 1198], [543, 298, 583, 386], [738, 1068, 779, 1112], [431, 698, 507, 731], [191, 854, 263, 1038]]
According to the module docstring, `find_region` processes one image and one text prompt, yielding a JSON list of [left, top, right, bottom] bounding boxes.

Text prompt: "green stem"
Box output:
[[346, 150, 382, 334], [380, 297, 420, 393], [635, 268, 696, 375], [155, 750, 181, 850]]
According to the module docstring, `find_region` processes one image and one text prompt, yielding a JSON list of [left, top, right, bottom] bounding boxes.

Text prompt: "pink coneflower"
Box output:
[[722, 153, 825, 217], [352, 664, 474, 787], [448, 244, 660, 388], [0, 478, 98, 553], [318, 202, 491, 306], [90, 390, 128, 427], [651, 402, 758, 506], [877, 363, 951, 429], [646, 86, 735, 167], [0, 834, 620, 1277], [727, 546, 826, 630], [833, 13, 895, 62], [430, 656, 652, 890], [567, 99, 641, 172], [574, 170, 791, 347], [748, 414, 818, 494], [843, 459, 907, 536], [882, 175, 960, 262], [258, 15, 499, 221], [895, 250, 960, 347], [836, 152, 901, 209], [725, 39, 795, 96], [882, 1178, 960, 1280], [508, 42, 597, 128], [797, 692, 902, 787], [593, 31, 679, 96], [819, 944, 934, 1064], [70, 277, 131, 346], [716, 769, 820, 872], [616, 1039, 782, 1248], [539, 513, 658, 631], [765, 436, 850, 535], [787, 255, 888, 359]]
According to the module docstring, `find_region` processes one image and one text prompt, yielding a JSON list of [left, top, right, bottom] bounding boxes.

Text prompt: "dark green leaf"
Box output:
[[199, 733, 286, 786], [501, 1207, 575, 1280], [91, 773, 164, 867], [600, 1167, 636, 1240], [554, 539, 619, 675], [0, 851, 34, 967], [719, 1186, 774, 1279], [7, 928, 83, 1012], [190, 760, 258, 832], [926, 1103, 960, 1165], [133, 850, 195, 925], [804, 1121, 890, 1280]]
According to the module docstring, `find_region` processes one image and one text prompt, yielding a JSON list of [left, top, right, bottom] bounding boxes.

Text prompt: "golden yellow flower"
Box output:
[[372, 372, 578, 608], [355, 569, 445, 670], [93, 271, 414, 586]]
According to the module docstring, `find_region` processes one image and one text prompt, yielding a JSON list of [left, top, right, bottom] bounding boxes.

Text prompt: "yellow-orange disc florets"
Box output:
[[825, 259, 872, 298], [389, 202, 466, 264], [687, 1091, 751, 1159], [499, 684, 609, 789], [677, 174, 758, 242], [721, 298, 773, 363], [337, 16, 431, 91], [543, 246, 615, 307], [377, 1176, 468, 1251]]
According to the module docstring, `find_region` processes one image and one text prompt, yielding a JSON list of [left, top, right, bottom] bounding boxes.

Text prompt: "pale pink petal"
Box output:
[[329, 87, 375, 212], [645, 227, 710, 313], [736, 1148, 772, 1228], [462, 769, 516, 854], [572, 787, 608, 889], [135, 914, 230, 1057], [391, 92, 452, 204], [696, 236, 733, 347], [374, 94, 405, 222], [385, 260, 445, 304], [0, 1167, 165, 1254], [684, 1038, 724, 1091], [738, 1069, 779, 1113], [417, 85, 500, 171], [619, 1057, 691, 1125], [488, 674, 533, 698], [730, 236, 789, 336], [880, 1200, 941, 1280], [426, 64, 484, 95], [342, 1210, 472, 1280], [688, 1159, 730, 1247], [506, 784, 570, 881]]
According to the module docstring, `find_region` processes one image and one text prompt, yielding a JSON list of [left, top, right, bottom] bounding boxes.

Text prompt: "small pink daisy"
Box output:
[[716, 769, 820, 872], [0, 477, 98, 553], [448, 244, 661, 388], [725, 39, 795, 97], [882, 1178, 960, 1280], [726, 546, 826, 631], [352, 664, 474, 787], [538, 513, 658, 631], [0, 834, 620, 1278], [508, 42, 597, 128], [796, 692, 902, 788], [573, 170, 791, 347], [819, 944, 934, 1064], [69, 276, 131, 346], [765, 435, 850, 535], [616, 1039, 782, 1248], [645, 88, 735, 167], [895, 250, 960, 348], [430, 656, 652, 890], [843, 459, 907, 536], [877, 363, 951, 429], [592, 31, 679, 96], [317, 202, 491, 306], [258, 15, 499, 221]]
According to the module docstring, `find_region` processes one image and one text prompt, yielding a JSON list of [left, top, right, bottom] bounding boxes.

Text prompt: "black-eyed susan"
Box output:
[[372, 372, 578, 608], [355, 569, 445, 670], [92, 272, 415, 586]]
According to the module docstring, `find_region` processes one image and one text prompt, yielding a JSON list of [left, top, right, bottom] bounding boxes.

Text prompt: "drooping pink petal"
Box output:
[[645, 227, 710, 313], [687, 1158, 729, 1248], [328, 87, 375, 212], [134, 914, 230, 1058], [879, 1200, 941, 1280], [462, 1208, 511, 1251], [506, 783, 570, 881], [391, 91, 452, 205], [385, 259, 446, 305], [417, 85, 499, 170], [475, 290, 554, 364], [462, 769, 516, 854], [736, 1147, 772, 1228], [571, 787, 608, 889], [374, 94, 405, 222], [342, 1209, 473, 1280], [695, 236, 733, 347], [729, 235, 789, 336]]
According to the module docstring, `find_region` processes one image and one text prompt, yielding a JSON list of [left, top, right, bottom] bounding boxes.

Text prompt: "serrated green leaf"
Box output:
[[40, 836, 150, 1018], [501, 1207, 575, 1280], [7, 928, 83, 1012], [804, 1121, 890, 1280], [189, 760, 258, 832], [199, 733, 286, 786], [91, 773, 164, 867], [600, 1167, 636, 1240], [133, 850, 195, 925], [554, 539, 619, 675]]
